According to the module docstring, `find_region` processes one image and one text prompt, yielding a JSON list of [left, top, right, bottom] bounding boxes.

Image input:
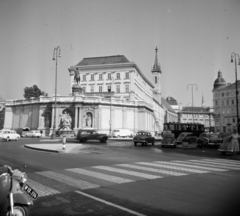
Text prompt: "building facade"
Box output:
[[212, 70, 239, 132], [3, 48, 177, 136]]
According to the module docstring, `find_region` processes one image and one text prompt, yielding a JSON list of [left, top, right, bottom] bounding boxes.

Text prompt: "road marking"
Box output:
[[68, 168, 134, 184], [186, 160, 240, 170], [117, 163, 188, 175], [28, 179, 60, 197], [136, 162, 209, 174], [166, 161, 227, 172], [93, 165, 161, 179], [201, 158, 240, 165], [75, 190, 146, 216], [36, 171, 99, 190]]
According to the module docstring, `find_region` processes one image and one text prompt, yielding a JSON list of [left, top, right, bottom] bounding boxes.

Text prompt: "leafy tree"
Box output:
[[23, 85, 48, 100]]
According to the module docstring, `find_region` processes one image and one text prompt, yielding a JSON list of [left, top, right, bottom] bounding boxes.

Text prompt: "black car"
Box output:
[[76, 129, 108, 143], [196, 132, 222, 148], [133, 131, 155, 146]]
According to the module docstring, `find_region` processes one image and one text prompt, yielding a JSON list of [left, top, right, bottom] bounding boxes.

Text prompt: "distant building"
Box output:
[[3, 47, 178, 135], [166, 96, 181, 113], [178, 106, 214, 131], [212, 70, 239, 132], [0, 99, 5, 130]]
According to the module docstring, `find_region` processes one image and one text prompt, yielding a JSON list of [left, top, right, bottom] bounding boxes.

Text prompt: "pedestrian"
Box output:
[[40, 130, 43, 137], [230, 129, 239, 158]]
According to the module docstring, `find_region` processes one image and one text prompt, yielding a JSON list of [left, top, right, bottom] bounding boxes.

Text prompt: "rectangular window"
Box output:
[[99, 74, 103, 80], [91, 74, 94, 81], [215, 101, 218, 106], [116, 73, 120, 79], [233, 118, 235, 123], [90, 86, 94, 92], [116, 85, 120, 93], [227, 100, 229, 105], [125, 72, 129, 79], [222, 100, 224, 106], [108, 73, 111, 80], [222, 93, 224, 97], [125, 85, 129, 93], [83, 75, 86, 81], [99, 86, 102, 92], [107, 85, 111, 92], [232, 99, 235, 105]]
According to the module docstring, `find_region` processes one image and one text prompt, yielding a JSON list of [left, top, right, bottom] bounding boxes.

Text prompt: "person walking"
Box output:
[[230, 129, 240, 158]]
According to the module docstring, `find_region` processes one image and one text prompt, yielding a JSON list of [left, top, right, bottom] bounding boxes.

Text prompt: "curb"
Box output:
[[24, 144, 64, 153]]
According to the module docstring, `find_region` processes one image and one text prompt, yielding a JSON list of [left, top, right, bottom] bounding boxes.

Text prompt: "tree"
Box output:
[[23, 85, 48, 100]]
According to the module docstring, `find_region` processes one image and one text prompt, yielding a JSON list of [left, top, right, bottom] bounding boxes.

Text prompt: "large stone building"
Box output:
[[3, 48, 176, 136], [212, 70, 240, 132]]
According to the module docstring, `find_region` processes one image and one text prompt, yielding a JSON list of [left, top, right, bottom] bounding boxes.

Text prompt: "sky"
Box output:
[[0, 0, 240, 107]]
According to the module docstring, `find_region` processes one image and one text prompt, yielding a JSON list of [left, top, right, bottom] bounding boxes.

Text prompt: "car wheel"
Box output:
[[117, 135, 120, 138], [152, 140, 155, 145], [6, 137, 10, 142], [221, 152, 226, 155], [145, 141, 148, 146], [100, 137, 107, 143], [81, 138, 87, 143], [16, 137, 19, 141], [134, 142, 137, 146]]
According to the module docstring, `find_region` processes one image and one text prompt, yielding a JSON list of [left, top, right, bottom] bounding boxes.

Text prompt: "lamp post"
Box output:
[[109, 77, 114, 136], [187, 84, 198, 123], [51, 46, 61, 139], [231, 52, 240, 133]]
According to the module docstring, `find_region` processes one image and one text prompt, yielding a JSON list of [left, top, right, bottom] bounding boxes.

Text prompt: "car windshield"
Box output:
[[137, 132, 147, 136], [178, 134, 186, 138], [199, 133, 207, 138], [210, 134, 218, 139]]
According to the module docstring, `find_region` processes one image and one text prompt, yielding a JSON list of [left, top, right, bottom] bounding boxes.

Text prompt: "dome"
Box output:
[[213, 70, 226, 90]]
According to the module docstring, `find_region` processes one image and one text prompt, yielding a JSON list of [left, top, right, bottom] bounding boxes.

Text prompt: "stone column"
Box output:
[[122, 107, 127, 129], [78, 107, 82, 129], [74, 107, 78, 129]]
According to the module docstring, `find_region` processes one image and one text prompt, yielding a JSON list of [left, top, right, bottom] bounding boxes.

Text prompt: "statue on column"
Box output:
[[74, 70, 81, 85]]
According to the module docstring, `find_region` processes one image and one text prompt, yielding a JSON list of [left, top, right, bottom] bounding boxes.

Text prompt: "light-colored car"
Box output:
[[112, 129, 133, 138], [0, 129, 20, 141], [25, 130, 42, 138]]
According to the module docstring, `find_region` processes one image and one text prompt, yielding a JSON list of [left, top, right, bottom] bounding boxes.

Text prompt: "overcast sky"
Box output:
[[0, 0, 240, 107]]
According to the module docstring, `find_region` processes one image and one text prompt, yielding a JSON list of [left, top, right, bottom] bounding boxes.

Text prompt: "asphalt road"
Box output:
[[0, 138, 240, 216]]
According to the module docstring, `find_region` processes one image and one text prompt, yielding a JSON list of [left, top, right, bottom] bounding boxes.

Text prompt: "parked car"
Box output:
[[0, 129, 20, 141], [196, 132, 222, 148], [25, 130, 42, 138], [218, 132, 238, 155], [133, 131, 155, 146], [112, 129, 133, 138], [161, 131, 176, 148], [76, 129, 108, 143], [176, 132, 197, 144]]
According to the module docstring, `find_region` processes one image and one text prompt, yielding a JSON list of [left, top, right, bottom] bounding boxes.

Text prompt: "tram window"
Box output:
[[169, 124, 175, 131]]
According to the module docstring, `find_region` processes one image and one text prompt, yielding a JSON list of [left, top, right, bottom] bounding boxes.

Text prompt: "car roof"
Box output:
[[180, 132, 193, 135]]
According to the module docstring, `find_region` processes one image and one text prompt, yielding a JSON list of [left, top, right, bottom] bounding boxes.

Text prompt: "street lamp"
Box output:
[[187, 84, 198, 123], [231, 52, 240, 133], [109, 76, 114, 136], [51, 46, 61, 139]]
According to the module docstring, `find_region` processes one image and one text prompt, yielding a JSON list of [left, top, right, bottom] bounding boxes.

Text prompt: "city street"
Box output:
[[0, 137, 240, 216]]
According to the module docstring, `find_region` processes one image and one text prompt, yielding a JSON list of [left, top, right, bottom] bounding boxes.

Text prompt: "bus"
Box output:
[[163, 122, 205, 139]]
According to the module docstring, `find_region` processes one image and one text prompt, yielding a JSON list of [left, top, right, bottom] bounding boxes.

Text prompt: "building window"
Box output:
[[83, 75, 86, 81], [91, 74, 94, 81], [215, 101, 218, 106], [82, 87, 86, 92], [125, 85, 129, 93], [233, 118, 235, 123], [227, 100, 229, 105], [222, 93, 224, 97], [99, 86, 102, 92], [108, 73, 111, 80], [116, 73, 120, 79], [90, 86, 94, 92], [232, 99, 235, 105], [155, 76, 157, 84], [125, 72, 129, 79], [99, 74, 103, 80], [222, 100, 224, 106], [116, 85, 120, 93], [107, 85, 111, 92]]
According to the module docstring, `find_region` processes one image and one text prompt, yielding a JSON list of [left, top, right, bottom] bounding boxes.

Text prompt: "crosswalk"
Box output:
[[26, 158, 240, 198]]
